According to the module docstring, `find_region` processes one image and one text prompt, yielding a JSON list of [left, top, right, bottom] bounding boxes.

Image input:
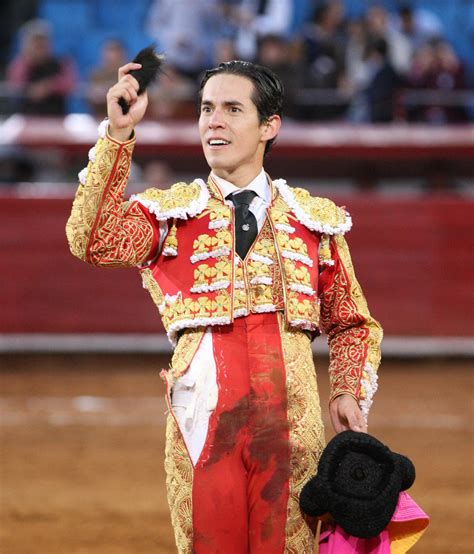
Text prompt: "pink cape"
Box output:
[[318, 492, 429, 553]]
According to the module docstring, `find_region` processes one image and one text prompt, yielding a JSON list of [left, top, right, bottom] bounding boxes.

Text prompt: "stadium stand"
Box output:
[[1, 0, 473, 119]]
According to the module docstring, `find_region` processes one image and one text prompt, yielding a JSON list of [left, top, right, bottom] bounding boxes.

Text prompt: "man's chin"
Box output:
[[204, 153, 233, 172]]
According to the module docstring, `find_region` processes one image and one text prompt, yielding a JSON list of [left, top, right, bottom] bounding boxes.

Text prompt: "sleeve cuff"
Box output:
[[105, 127, 136, 146], [329, 391, 359, 406]]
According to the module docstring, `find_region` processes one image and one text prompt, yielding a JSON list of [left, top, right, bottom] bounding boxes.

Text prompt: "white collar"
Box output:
[[211, 169, 270, 204]]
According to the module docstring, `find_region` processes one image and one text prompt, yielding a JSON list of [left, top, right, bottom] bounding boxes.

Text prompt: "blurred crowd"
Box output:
[[1, 0, 473, 124]]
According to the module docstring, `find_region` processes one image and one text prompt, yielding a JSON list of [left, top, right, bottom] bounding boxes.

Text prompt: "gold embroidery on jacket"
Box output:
[[252, 234, 276, 261], [163, 220, 178, 256], [170, 329, 206, 382], [248, 260, 272, 283], [162, 291, 232, 331], [287, 292, 319, 327], [318, 233, 332, 266], [191, 259, 231, 293], [139, 184, 330, 338], [284, 260, 312, 288], [141, 268, 164, 311], [138, 181, 203, 214], [164, 414, 194, 553], [270, 207, 296, 232], [278, 234, 313, 267], [246, 219, 285, 313], [66, 136, 155, 267], [191, 230, 232, 262], [233, 260, 249, 315], [279, 316, 325, 551], [207, 202, 232, 228], [319, 235, 382, 403], [287, 186, 349, 231]]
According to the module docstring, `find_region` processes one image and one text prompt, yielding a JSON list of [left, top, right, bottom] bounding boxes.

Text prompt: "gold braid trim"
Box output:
[[164, 414, 194, 553], [140, 268, 164, 309], [279, 316, 325, 552], [169, 329, 206, 384], [320, 235, 383, 405], [131, 180, 209, 221], [66, 134, 155, 267]]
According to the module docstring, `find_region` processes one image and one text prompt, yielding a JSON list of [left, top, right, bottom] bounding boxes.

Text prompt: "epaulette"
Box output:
[[131, 179, 210, 221], [273, 179, 352, 235]]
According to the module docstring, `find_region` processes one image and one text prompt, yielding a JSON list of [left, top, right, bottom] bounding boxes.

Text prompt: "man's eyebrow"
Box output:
[[201, 99, 245, 108]]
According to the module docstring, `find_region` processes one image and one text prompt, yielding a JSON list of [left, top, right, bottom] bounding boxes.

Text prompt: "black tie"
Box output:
[[228, 190, 258, 260]]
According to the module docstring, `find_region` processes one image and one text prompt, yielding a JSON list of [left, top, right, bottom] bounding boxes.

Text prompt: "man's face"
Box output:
[[199, 73, 279, 186]]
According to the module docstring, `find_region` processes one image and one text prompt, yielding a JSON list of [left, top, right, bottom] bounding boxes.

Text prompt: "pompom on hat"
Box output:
[[300, 431, 416, 539]]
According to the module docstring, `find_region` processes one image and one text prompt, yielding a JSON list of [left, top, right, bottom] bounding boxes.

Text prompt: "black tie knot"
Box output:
[[228, 190, 257, 208]]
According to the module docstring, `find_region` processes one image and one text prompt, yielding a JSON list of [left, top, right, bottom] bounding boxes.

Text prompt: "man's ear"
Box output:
[[261, 115, 281, 142]]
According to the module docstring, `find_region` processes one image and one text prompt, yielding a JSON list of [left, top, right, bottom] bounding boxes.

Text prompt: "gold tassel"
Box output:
[[319, 233, 332, 266], [163, 219, 178, 256]]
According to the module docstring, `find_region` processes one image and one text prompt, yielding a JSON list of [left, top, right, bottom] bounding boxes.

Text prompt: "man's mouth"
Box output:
[[208, 139, 231, 148]]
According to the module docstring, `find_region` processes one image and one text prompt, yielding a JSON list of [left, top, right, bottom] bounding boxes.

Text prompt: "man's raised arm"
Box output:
[[66, 63, 158, 267]]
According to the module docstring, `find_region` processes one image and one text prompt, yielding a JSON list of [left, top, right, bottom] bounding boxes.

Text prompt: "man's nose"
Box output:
[[208, 109, 225, 128]]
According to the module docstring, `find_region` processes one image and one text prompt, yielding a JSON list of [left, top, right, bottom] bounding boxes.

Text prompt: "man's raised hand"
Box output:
[[107, 63, 148, 142]]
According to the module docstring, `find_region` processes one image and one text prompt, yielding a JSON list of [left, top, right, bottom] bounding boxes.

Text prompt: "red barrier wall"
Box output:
[[2, 195, 473, 336]]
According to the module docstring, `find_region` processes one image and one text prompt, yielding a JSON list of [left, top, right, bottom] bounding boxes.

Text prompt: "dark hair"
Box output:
[[369, 37, 389, 59], [199, 60, 284, 156], [313, 4, 329, 25], [399, 5, 413, 18]]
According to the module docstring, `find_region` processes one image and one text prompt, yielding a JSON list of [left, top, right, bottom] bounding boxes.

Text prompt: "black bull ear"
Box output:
[[119, 44, 165, 115]]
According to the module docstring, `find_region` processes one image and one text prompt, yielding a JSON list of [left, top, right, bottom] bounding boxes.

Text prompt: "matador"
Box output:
[[67, 60, 383, 553]]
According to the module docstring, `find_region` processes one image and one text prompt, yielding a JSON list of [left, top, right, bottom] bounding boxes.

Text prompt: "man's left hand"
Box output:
[[329, 394, 367, 434]]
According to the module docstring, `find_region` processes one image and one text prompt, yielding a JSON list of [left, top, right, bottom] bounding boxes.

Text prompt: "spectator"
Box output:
[[364, 37, 404, 123], [86, 39, 127, 118], [147, 64, 196, 120], [213, 38, 237, 66], [408, 40, 469, 124], [233, 0, 293, 61], [146, 0, 218, 80], [0, 0, 38, 77], [343, 18, 371, 122], [395, 5, 443, 50], [256, 34, 301, 118], [298, 1, 347, 119], [300, 1, 346, 89], [409, 43, 436, 89], [6, 19, 76, 115], [344, 18, 370, 92], [215, 0, 243, 42], [212, 0, 241, 68], [366, 5, 412, 76]]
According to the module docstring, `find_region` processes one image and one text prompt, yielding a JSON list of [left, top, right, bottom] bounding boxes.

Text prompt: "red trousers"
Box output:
[[194, 314, 291, 552], [165, 313, 322, 553]]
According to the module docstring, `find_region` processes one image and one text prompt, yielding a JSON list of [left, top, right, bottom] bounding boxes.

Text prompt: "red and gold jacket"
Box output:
[[66, 128, 382, 418]]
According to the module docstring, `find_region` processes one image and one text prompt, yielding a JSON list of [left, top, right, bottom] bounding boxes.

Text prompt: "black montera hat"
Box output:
[[299, 431, 415, 539]]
